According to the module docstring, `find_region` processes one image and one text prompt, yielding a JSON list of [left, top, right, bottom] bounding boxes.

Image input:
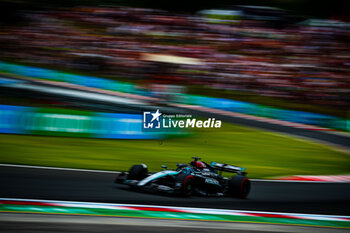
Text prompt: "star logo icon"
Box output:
[[150, 109, 162, 122], [143, 109, 162, 129]]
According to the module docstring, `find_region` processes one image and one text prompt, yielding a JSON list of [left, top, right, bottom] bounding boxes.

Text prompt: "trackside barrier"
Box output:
[[174, 94, 349, 132], [0, 61, 348, 131], [0, 105, 184, 139], [0, 62, 146, 95]]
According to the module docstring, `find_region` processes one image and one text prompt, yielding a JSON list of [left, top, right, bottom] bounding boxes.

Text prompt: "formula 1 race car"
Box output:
[[115, 157, 251, 198]]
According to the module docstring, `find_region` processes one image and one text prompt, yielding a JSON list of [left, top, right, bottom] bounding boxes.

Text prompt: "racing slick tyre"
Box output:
[[127, 164, 148, 180], [175, 173, 194, 197], [228, 175, 251, 199]]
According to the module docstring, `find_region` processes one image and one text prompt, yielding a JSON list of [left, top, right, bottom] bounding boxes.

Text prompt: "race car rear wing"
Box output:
[[211, 162, 246, 174]]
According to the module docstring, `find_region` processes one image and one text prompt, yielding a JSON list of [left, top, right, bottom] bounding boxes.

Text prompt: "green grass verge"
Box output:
[[0, 123, 349, 179]]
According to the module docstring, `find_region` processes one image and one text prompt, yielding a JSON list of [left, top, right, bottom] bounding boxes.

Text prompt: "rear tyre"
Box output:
[[228, 175, 250, 199], [127, 164, 148, 180], [175, 173, 194, 197]]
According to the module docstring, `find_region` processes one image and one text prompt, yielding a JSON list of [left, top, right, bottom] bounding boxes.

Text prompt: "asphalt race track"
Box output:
[[1, 166, 349, 215]]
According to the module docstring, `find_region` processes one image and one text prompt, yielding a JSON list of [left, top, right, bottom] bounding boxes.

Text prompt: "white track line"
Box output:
[[2, 197, 349, 219], [0, 163, 119, 174], [1, 163, 349, 183]]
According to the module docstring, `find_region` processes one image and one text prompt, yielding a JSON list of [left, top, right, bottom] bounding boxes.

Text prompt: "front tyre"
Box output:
[[228, 175, 251, 199], [175, 173, 194, 197], [127, 164, 148, 180]]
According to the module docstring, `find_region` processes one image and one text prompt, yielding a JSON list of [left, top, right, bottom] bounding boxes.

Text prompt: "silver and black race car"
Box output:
[[115, 157, 251, 198]]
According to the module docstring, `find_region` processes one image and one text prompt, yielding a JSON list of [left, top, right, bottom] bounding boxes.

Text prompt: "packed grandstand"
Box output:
[[0, 6, 349, 110]]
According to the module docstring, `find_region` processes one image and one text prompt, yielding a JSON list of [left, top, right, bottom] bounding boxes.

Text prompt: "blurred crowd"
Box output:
[[0, 6, 349, 108]]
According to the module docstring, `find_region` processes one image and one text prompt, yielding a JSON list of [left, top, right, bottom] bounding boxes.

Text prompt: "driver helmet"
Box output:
[[191, 161, 206, 169]]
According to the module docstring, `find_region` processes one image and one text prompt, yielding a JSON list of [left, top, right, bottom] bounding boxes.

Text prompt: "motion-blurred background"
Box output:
[[0, 0, 349, 178]]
